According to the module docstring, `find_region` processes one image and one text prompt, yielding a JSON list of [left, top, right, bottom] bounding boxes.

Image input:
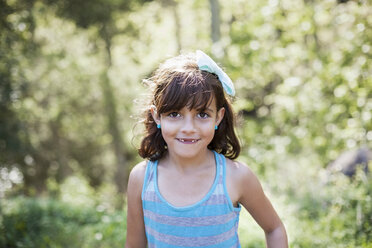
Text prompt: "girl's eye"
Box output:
[[168, 112, 180, 118], [198, 112, 210, 119]]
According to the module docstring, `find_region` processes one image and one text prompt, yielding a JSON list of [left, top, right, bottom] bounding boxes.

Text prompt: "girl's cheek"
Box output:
[[198, 119, 215, 127], [161, 122, 178, 131]]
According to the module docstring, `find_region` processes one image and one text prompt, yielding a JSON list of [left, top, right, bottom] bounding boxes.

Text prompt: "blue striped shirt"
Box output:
[[141, 151, 241, 247]]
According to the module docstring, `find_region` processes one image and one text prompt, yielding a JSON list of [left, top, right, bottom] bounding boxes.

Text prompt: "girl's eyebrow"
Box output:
[[200, 107, 214, 113]]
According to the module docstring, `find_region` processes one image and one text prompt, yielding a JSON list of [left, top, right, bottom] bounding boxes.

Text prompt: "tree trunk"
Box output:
[[100, 24, 129, 207], [209, 0, 221, 43], [171, 2, 182, 52]]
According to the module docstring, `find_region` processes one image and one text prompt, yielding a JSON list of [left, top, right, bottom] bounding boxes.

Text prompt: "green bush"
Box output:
[[288, 168, 372, 248], [0, 197, 126, 248]]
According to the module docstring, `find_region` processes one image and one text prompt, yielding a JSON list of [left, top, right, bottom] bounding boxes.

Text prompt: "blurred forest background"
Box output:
[[0, 0, 371, 247]]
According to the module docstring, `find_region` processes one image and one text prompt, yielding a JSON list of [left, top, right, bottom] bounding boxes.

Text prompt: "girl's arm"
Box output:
[[125, 162, 147, 248], [229, 161, 288, 248]]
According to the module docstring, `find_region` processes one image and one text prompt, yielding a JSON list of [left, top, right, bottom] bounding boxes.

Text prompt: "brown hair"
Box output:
[[138, 52, 240, 161]]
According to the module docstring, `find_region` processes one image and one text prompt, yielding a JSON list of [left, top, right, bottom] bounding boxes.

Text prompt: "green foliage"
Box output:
[[0, 0, 37, 166], [42, 0, 153, 28], [0, 197, 126, 248], [285, 168, 372, 248], [225, 0, 371, 167]]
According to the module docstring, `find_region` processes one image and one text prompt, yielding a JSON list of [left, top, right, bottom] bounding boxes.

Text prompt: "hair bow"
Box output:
[[196, 50, 235, 96]]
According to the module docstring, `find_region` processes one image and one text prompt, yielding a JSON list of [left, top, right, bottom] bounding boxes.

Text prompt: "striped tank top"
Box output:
[[141, 151, 241, 247]]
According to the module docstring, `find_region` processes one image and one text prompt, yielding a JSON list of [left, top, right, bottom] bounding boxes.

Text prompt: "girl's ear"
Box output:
[[150, 105, 161, 125], [216, 107, 225, 126]]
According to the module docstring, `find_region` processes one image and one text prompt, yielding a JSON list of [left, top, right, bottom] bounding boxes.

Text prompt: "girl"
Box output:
[[125, 50, 288, 248]]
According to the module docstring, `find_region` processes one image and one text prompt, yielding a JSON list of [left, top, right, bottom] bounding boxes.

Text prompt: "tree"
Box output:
[[0, 0, 153, 202]]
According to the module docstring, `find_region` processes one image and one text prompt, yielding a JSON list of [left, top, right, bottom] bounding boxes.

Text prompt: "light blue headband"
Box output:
[[196, 50, 235, 96]]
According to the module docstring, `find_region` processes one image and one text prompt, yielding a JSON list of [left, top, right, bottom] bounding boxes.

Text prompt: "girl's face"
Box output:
[[154, 97, 225, 159]]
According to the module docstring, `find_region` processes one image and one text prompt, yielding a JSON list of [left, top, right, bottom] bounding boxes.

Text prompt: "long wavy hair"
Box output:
[[138, 52, 240, 161]]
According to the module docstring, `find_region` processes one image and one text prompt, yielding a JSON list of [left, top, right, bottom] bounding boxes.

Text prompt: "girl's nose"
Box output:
[[180, 116, 196, 133]]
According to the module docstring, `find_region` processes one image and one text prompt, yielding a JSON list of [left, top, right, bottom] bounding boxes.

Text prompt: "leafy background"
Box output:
[[0, 0, 371, 247]]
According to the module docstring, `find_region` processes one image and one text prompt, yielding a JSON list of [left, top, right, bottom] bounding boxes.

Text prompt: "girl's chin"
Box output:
[[168, 147, 209, 158]]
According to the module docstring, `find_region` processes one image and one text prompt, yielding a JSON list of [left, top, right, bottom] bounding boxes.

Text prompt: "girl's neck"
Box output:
[[161, 149, 214, 172]]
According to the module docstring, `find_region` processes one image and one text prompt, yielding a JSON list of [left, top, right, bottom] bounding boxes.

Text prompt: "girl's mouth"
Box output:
[[177, 138, 199, 144]]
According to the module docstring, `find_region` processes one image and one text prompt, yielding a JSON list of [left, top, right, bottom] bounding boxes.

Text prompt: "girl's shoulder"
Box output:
[[225, 158, 263, 200], [127, 161, 148, 192], [225, 158, 256, 182], [130, 160, 148, 176]]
